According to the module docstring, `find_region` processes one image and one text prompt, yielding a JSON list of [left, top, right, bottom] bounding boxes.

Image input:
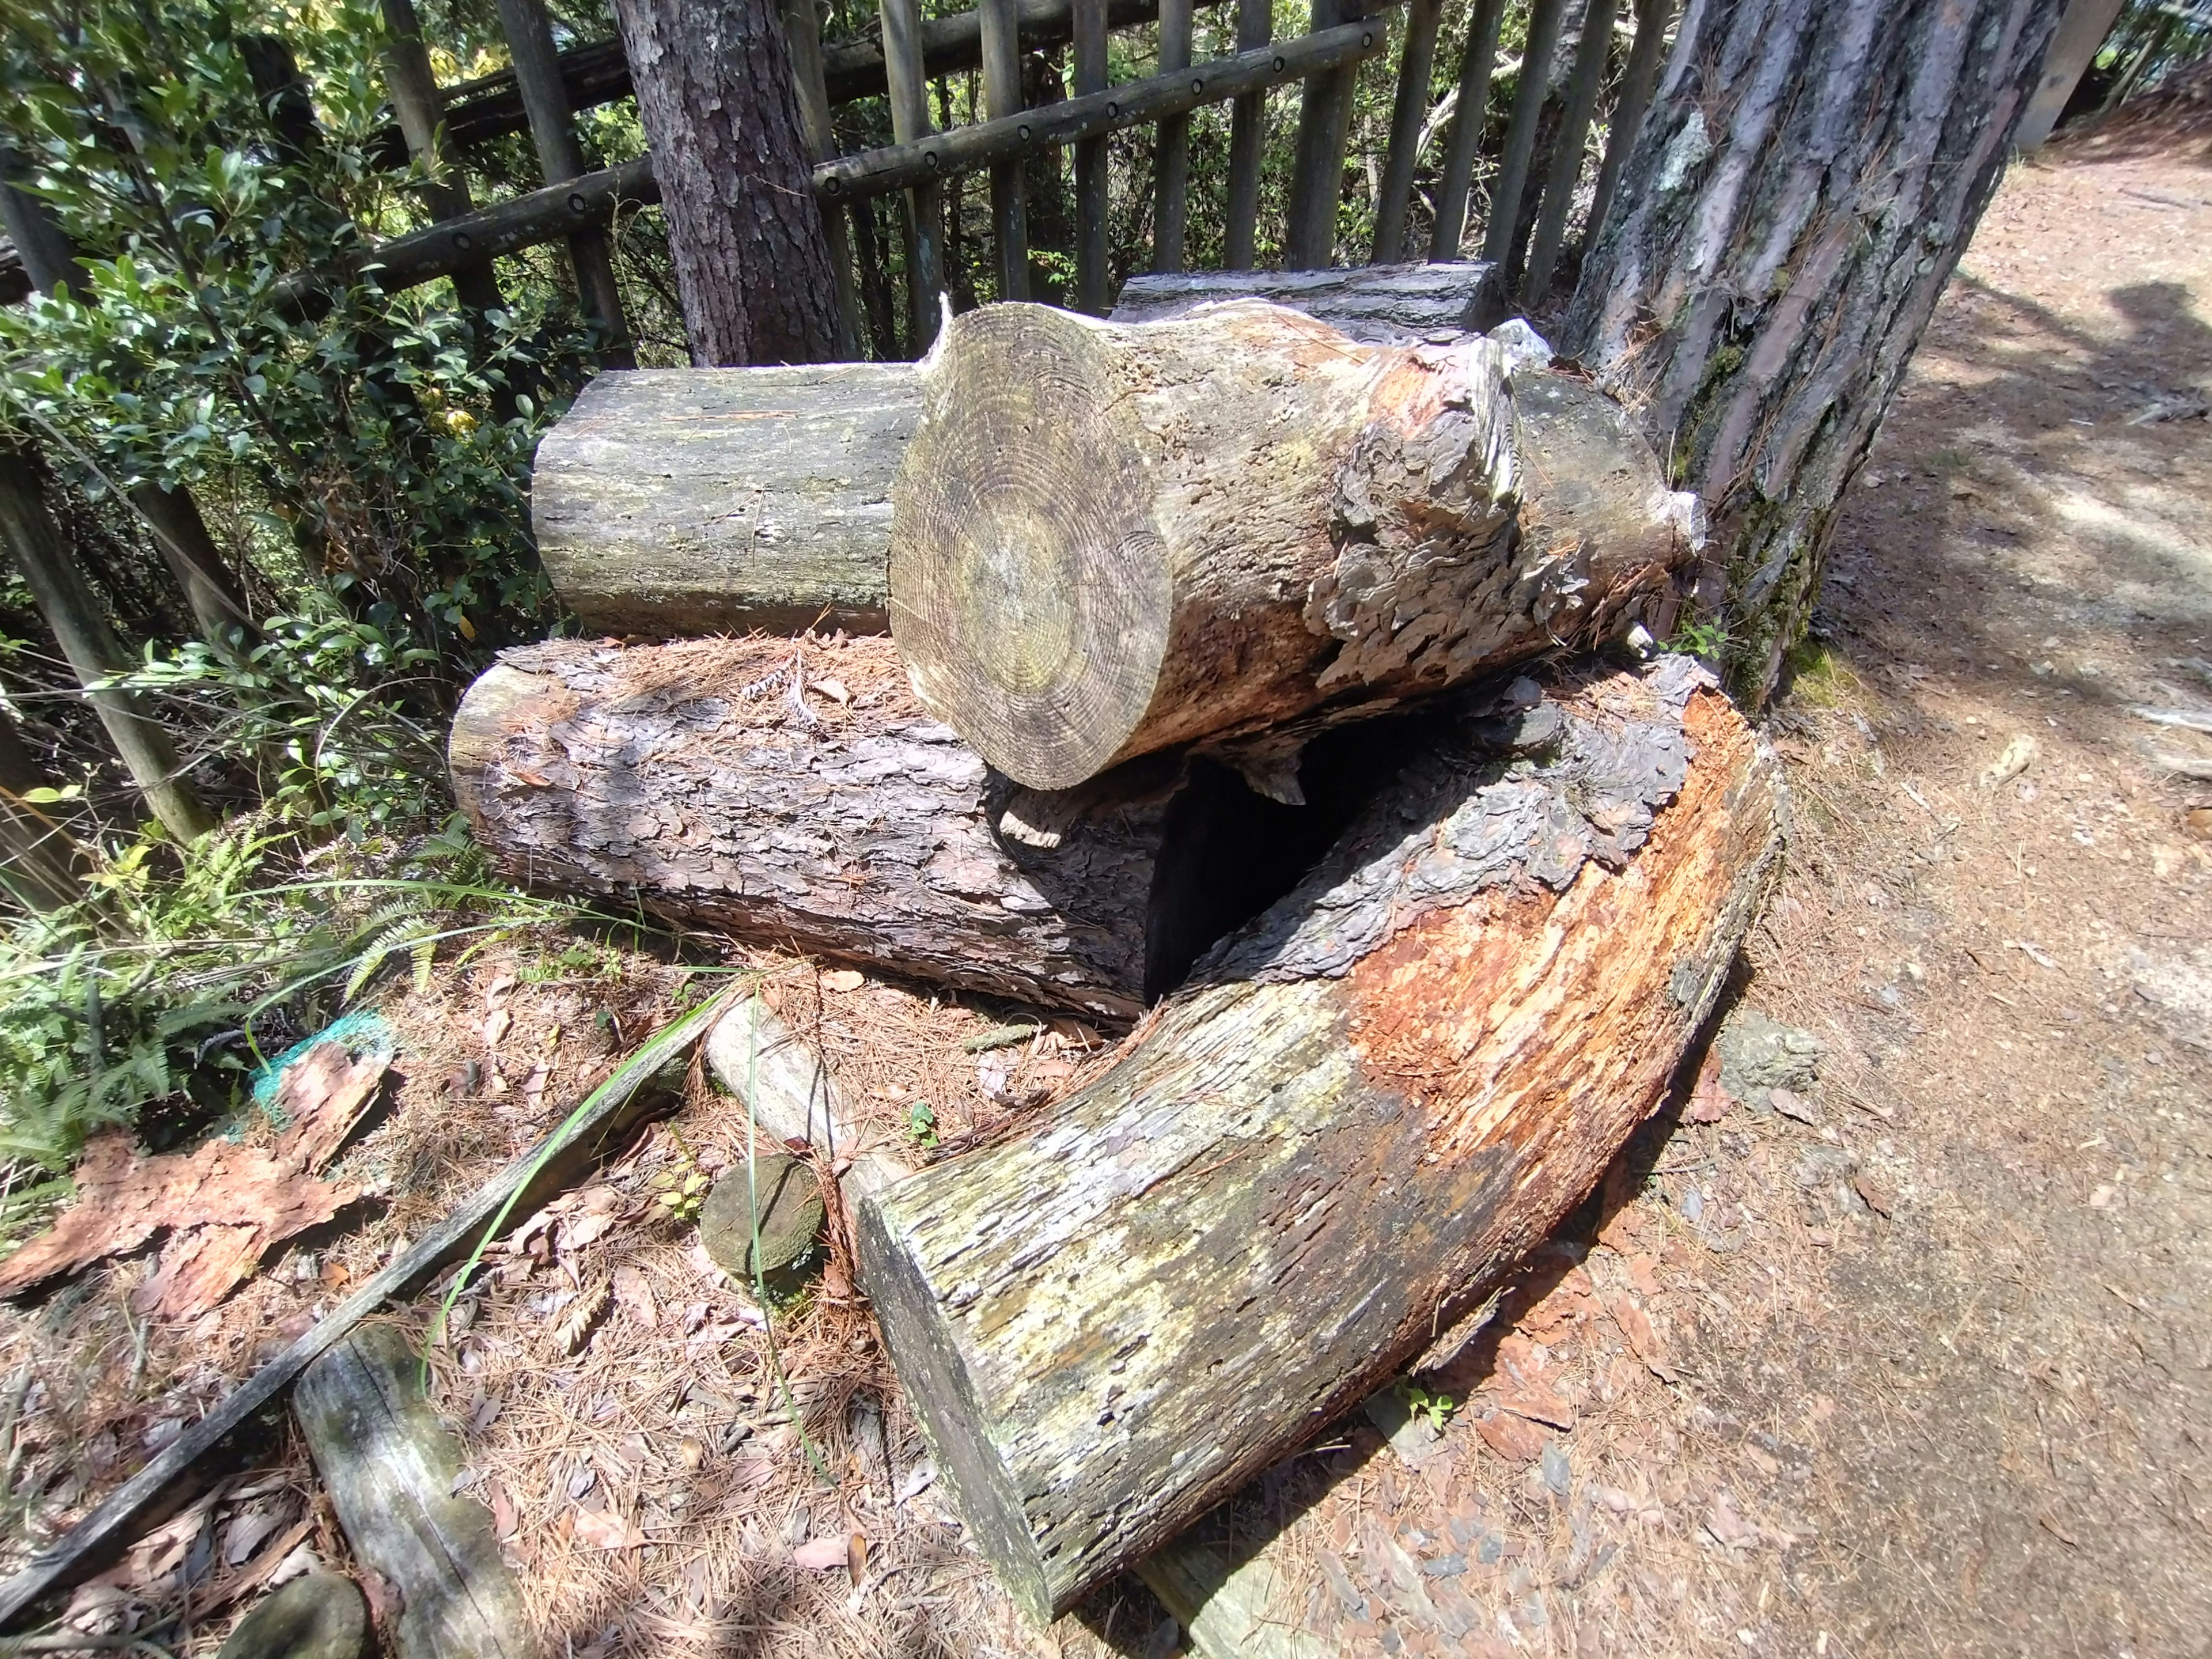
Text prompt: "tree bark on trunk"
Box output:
[[608, 0, 842, 366], [448, 635, 1411, 1016], [1562, 0, 2064, 702], [528, 264, 1517, 639], [890, 300, 1693, 790], [857, 656, 1785, 1622]]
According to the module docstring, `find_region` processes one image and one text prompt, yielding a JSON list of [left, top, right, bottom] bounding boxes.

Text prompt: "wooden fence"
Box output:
[[337, 0, 1677, 358]]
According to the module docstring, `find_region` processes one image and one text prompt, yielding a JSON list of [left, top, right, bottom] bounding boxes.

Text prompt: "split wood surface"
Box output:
[[889, 299, 1694, 790], [527, 264, 1502, 639], [296, 1326, 532, 1659], [856, 657, 1786, 1619]]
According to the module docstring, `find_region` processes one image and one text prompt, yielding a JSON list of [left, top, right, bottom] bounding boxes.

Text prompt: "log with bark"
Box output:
[[855, 656, 1786, 1621], [889, 299, 1697, 789], [529, 264, 1506, 639], [447, 634, 1422, 1018]]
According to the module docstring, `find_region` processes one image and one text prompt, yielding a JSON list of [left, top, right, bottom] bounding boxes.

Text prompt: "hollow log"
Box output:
[[447, 635, 1408, 1017], [889, 300, 1695, 789], [855, 656, 1785, 1621], [527, 266, 1503, 639]]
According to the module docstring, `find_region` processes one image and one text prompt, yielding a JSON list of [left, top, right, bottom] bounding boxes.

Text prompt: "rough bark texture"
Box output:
[[1108, 260, 1508, 338], [296, 1326, 533, 1659], [448, 635, 1383, 1017], [1562, 0, 2064, 701], [526, 264, 1512, 638], [857, 657, 1786, 1621], [531, 363, 915, 637], [891, 301, 1695, 790], [608, 0, 841, 365]]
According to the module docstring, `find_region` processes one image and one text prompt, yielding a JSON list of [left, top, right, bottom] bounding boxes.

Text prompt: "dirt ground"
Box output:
[[2, 125, 2209, 1659]]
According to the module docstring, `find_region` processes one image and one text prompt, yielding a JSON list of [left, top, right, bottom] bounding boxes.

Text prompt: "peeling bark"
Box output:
[[857, 656, 1787, 1620], [1563, 0, 2064, 700]]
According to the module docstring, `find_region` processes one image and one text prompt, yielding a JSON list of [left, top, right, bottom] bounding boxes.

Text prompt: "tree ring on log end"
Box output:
[[892, 305, 1171, 790]]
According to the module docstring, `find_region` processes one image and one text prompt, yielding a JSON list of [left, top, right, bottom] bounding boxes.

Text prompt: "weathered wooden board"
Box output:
[[296, 1325, 532, 1659], [856, 657, 1786, 1619]]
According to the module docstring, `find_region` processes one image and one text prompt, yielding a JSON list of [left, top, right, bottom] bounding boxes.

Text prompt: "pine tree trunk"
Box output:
[[1562, 0, 2064, 701], [608, 0, 842, 365]]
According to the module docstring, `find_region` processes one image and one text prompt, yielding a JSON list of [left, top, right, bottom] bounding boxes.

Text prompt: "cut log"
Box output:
[[295, 1325, 532, 1659], [889, 300, 1696, 789], [527, 264, 1506, 639], [854, 657, 1785, 1621], [448, 634, 1413, 1018], [531, 362, 914, 638]]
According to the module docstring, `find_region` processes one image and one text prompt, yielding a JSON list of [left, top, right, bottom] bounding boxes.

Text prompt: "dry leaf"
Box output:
[[554, 1279, 611, 1355], [221, 1508, 285, 1567], [561, 1208, 619, 1252], [1609, 1293, 1677, 1382], [1704, 1491, 1758, 1549], [791, 1535, 854, 1571], [809, 677, 851, 705], [820, 969, 865, 993], [483, 1008, 512, 1051], [483, 971, 516, 1011], [1686, 1047, 1732, 1124], [846, 1533, 869, 1587], [571, 1507, 649, 1551], [611, 1264, 657, 1331], [490, 1483, 518, 1542], [1853, 1173, 1896, 1217]]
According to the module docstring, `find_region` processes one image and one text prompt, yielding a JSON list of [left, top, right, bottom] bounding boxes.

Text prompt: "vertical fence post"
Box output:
[[782, 0, 865, 357], [1521, 0, 1620, 302], [1073, 0, 1110, 312], [1284, 0, 1367, 268], [881, 0, 946, 349], [1581, 0, 1673, 274], [491, 0, 637, 367], [1479, 0, 1566, 272], [1370, 0, 1444, 263], [1427, 0, 1506, 260], [377, 0, 512, 336], [1222, 0, 1274, 270], [978, 0, 1031, 300], [1152, 0, 1195, 271]]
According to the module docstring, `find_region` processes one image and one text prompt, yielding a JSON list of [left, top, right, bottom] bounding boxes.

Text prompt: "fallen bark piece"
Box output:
[[526, 264, 1506, 641], [450, 634, 1404, 1017], [295, 1326, 532, 1659], [0, 1042, 387, 1317], [856, 657, 1785, 1620], [889, 300, 1695, 789]]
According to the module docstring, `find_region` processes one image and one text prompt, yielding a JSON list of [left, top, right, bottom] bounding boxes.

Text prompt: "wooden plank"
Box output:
[[978, 0, 1031, 300], [295, 1327, 531, 1659], [1282, 0, 1362, 269], [491, 0, 634, 366], [1368, 0, 1444, 263], [817, 21, 1387, 203], [1478, 0, 1565, 270], [1581, 0, 1673, 271], [0, 1001, 714, 1630], [1221, 0, 1274, 268], [1073, 0, 1110, 313], [1425, 0, 1506, 259], [783, 0, 866, 358], [1151, 0, 1195, 271], [1521, 0, 1620, 302], [880, 0, 946, 351]]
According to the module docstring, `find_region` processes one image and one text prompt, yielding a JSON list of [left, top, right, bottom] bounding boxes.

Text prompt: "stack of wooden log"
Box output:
[[448, 263, 1785, 1626]]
